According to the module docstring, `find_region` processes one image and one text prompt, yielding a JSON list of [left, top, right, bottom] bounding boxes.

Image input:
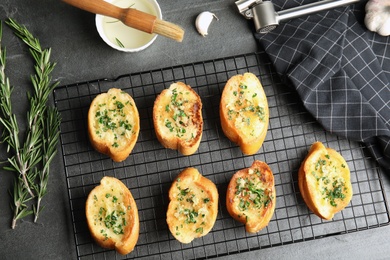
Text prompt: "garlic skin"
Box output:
[[195, 11, 219, 37], [364, 0, 390, 36]]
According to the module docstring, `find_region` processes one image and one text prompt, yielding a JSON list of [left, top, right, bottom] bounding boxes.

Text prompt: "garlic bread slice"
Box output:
[[153, 82, 203, 155], [88, 88, 140, 162], [298, 142, 353, 220], [166, 167, 218, 243], [226, 160, 276, 233], [220, 72, 269, 155], [85, 176, 139, 255]]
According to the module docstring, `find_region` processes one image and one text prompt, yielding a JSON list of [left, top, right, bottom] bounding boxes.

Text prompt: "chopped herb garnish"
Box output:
[[115, 100, 124, 109], [235, 170, 273, 212], [115, 38, 125, 48], [195, 227, 203, 234]]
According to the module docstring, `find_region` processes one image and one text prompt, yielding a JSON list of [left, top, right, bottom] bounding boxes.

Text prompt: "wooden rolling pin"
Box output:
[[62, 0, 184, 42]]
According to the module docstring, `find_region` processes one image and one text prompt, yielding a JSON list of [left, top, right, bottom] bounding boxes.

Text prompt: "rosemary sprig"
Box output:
[[0, 19, 61, 228], [0, 21, 34, 228]]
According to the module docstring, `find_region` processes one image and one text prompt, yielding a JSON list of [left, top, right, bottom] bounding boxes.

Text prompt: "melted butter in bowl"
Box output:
[[95, 0, 162, 52]]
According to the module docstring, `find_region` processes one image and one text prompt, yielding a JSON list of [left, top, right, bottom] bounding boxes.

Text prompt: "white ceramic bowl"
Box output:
[[95, 0, 162, 52]]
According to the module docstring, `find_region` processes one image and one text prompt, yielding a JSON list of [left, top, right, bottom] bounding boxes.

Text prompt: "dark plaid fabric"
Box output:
[[255, 0, 390, 172]]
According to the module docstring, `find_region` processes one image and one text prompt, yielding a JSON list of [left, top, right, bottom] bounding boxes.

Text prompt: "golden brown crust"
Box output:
[[220, 72, 269, 155], [226, 160, 276, 233], [88, 88, 140, 162], [153, 82, 203, 156], [85, 176, 139, 255], [166, 167, 218, 243], [298, 142, 353, 220]]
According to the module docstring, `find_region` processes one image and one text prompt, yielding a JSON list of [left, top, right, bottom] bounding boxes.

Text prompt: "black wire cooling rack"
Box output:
[[53, 52, 389, 260]]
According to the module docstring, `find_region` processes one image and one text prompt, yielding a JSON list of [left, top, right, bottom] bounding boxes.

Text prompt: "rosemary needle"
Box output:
[[0, 19, 61, 228], [115, 37, 125, 48]]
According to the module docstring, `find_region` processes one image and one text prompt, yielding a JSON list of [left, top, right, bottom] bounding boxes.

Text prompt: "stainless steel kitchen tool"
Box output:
[[235, 0, 360, 33]]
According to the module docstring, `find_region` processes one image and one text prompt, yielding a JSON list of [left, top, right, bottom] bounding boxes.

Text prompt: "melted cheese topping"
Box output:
[[308, 153, 348, 208], [90, 186, 130, 241], [92, 91, 137, 148], [157, 88, 198, 141], [224, 80, 266, 138], [171, 178, 213, 237], [233, 168, 273, 222]]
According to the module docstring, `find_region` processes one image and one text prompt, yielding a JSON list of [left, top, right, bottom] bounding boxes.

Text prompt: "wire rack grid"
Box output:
[[53, 52, 389, 260]]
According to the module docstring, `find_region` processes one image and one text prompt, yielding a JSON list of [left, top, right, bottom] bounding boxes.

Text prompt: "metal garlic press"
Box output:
[[235, 0, 360, 34]]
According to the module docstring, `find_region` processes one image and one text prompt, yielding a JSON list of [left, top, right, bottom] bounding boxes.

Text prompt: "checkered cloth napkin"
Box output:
[[255, 0, 390, 172]]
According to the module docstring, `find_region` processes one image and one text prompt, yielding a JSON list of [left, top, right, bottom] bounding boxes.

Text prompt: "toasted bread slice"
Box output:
[[85, 176, 139, 255], [166, 167, 218, 243], [88, 88, 140, 162], [298, 142, 352, 220], [153, 82, 203, 156], [220, 72, 269, 155], [226, 160, 276, 233]]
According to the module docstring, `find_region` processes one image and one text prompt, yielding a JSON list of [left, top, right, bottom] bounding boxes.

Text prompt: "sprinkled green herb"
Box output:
[[164, 88, 193, 139], [323, 180, 346, 207], [115, 38, 125, 48], [235, 171, 272, 212], [315, 158, 326, 170], [239, 198, 250, 211], [165, 120, 174, 132], [227, 82, 266, 124], [180, 188, 190, 197], [184, 209, 198, 224], [195, 227, 203, 234], [239, 83, 248, 89], [115, 100, 124, 109]]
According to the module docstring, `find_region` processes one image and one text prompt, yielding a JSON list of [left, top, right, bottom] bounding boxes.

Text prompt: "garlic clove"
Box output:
[[195, 11, 219, 37], [364, 0, 390, 36], [377, 16, 390, 36]]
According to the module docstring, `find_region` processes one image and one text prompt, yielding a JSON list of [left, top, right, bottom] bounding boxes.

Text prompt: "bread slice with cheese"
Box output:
[[166, 167, 218, 243], [153, 82, 203, 156], [226, 160, 276, 233], [85, 176, 139, 255], [220, 72, 269, 155], [298, 142, 353, 220], [88, 88, 140, 162]]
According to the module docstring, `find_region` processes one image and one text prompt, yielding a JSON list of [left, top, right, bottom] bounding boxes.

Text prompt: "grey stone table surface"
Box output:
[[0, 0, 389, 259]]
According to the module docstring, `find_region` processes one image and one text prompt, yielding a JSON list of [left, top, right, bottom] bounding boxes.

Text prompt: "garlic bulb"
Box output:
[[195, 11, 218, 37], [364, 0, 390, 36]]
